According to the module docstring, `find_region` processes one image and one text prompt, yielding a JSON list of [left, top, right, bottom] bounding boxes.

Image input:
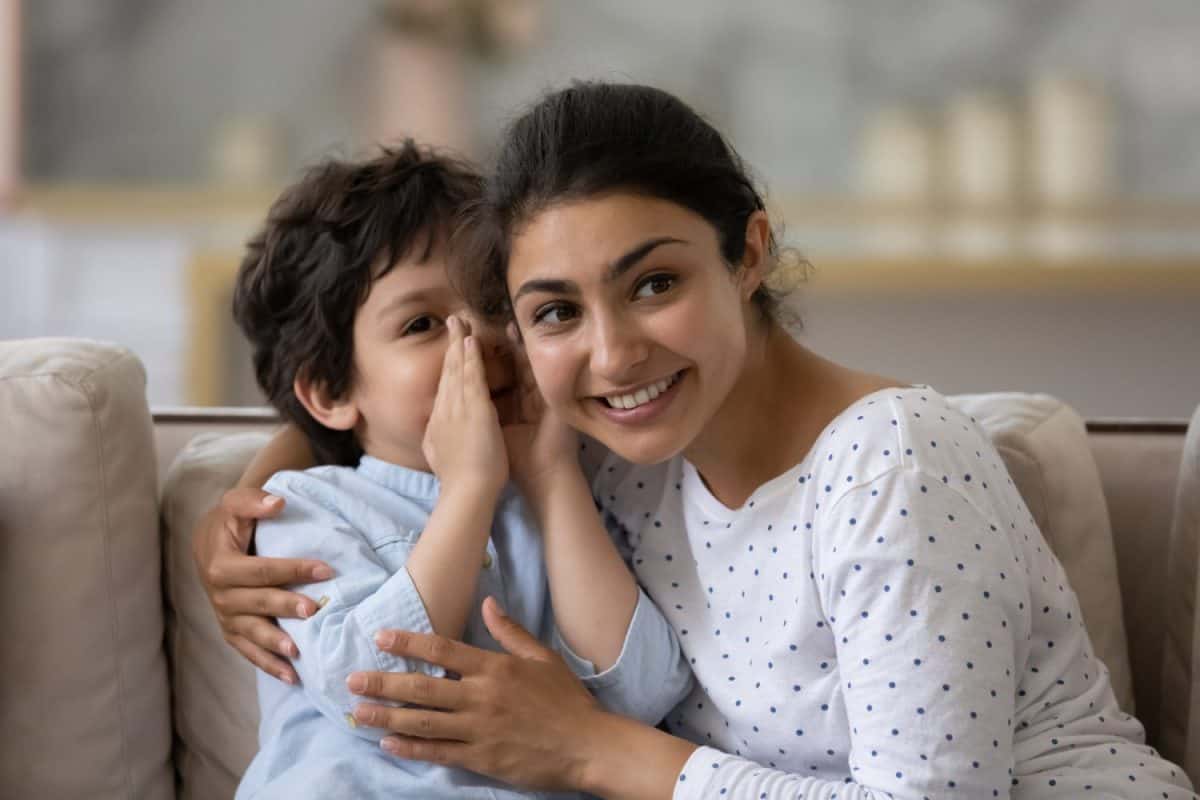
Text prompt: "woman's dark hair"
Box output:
[[454, 81, 806, 322], [234, 141, 482, 466]]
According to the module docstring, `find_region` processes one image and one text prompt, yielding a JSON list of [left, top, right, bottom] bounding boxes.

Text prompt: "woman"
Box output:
[[195, 82, 1194, 798]]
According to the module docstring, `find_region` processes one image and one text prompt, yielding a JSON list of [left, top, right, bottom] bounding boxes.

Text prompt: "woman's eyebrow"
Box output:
[[606, 237, 687, 281], [513, 236, 687, 303]]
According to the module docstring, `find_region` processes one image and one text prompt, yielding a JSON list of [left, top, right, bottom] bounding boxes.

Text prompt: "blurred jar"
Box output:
[[1030, 75, 1114, 208], [209, 116, 286, 188], [857, 107, 937, 205], [944, 92, 1021, 210]]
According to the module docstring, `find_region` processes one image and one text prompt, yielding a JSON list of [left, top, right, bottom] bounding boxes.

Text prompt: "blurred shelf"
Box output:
[[11, 183, 279, 224], [805, 257, 1200, 294]]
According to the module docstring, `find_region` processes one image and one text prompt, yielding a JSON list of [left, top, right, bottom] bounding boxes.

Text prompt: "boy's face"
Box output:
[[344, 255, 516, 471]]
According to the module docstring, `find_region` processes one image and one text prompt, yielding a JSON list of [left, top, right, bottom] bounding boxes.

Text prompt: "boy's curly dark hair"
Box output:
[[233, 141, 483, 466]]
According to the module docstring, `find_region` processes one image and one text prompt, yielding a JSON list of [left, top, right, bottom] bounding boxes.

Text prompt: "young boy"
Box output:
[[230, 143, 693, 799]]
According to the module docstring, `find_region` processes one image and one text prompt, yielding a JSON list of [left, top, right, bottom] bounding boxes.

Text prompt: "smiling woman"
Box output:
[[192, 82, 1197, 800]]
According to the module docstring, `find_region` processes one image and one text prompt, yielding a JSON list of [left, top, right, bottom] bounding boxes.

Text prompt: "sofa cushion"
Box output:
[[949, 393, 1135, 713], [161, 431, 272, 800], [1160, 404, 1200, 780], [0, 338, 173, 799]]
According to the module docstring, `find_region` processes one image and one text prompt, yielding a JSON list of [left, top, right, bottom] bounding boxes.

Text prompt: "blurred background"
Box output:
[[1, 0, 1198, 416]]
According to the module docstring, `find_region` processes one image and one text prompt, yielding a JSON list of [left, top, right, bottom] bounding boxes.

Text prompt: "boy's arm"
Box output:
[[525, 464, 695, 727], [526, 465, 638, 670], [258, 472, 459, 742], [238, 424, 317, 489], [403, 479, 501, 641]]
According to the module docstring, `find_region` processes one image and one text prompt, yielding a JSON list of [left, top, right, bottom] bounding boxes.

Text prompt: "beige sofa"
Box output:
[[2, 337, 1198, 799]]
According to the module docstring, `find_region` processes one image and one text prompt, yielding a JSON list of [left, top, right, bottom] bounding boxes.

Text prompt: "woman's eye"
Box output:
[[532, 303, 578, 326], [401, 316, 443, 336], [634, 274, 675, 299]]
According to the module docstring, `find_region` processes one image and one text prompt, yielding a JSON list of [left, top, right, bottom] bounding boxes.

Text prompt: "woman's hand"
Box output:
[[346, 597, 604, 792], [191, 487, 333, 684], [423, 316, 509, 497], [501, 326, 580, 500]]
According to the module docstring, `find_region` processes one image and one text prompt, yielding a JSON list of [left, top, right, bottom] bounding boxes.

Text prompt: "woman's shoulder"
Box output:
[[810, 386, 1007, 505]]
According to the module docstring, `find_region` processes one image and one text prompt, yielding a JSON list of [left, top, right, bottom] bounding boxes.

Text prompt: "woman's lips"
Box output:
[[592, 369, 686, 425]]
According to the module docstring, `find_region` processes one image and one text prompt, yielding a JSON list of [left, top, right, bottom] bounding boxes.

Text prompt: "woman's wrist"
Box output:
[[576, 711, 699, 800]]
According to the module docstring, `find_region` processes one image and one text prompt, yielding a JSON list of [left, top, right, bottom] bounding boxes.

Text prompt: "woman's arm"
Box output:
[[191, 423, 329, 683], [348, 597, 698, 799], [237, 423, 316, 489]]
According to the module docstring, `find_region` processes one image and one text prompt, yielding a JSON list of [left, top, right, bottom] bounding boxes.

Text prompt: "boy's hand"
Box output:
[[502, 326, 580, 500], [423, 316, 508, 497]]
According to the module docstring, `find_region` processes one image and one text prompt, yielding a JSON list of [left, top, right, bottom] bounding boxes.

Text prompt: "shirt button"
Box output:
[[482, 552, 493, 569]]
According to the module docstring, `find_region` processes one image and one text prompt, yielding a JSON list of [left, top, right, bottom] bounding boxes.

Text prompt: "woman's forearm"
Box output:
[[238, 424, 317, 488], [579, 711, 698, 800]]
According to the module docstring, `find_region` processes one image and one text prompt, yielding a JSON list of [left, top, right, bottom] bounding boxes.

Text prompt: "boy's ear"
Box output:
[[293, 372, 359, 431], [738, 209, 770, 301]]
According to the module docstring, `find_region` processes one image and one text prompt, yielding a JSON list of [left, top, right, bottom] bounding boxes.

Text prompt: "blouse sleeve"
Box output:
[[674, 466, 1029, 799]]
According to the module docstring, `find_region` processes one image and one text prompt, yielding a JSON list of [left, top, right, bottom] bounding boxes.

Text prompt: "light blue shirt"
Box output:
[[236, 455, 693, 800]]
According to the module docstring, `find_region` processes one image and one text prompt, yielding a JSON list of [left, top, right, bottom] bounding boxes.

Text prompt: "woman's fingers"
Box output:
[[215, 586, 319, 621], [219, 486, 286, 518], [346, 670, 465, 711], [207, 553, 332, 593], [225, 612, 301, 658], [373, 629, 484, 676], [225, 632, 299, 686], [481, 596, 555, 662], [380, 735, 467, 767], [352, 703, 472, 742]]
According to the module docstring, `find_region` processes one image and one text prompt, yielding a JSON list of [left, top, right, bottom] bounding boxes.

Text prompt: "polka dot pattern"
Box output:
[[589, 388, 1196, 799]]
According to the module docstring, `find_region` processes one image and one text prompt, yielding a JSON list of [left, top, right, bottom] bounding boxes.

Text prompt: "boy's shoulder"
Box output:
[[263, 464, 361, 511]]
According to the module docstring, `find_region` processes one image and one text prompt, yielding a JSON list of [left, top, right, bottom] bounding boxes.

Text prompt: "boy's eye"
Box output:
[[633, 273, 675, 299], [531, 302, 578, 326], [401, 316, 443, 336]]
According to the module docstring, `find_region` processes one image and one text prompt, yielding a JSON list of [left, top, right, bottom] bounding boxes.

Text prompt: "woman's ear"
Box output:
[[293, 372, 359, 432], [738, 210, 771, 301]]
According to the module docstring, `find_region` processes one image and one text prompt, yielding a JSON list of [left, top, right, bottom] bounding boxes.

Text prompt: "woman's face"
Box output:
[[506, 192, 764, 464]]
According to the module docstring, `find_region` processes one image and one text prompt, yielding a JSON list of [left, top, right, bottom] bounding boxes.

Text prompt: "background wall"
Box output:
[[7, 1, 1200, 417], [23, 0, 1200, 197]]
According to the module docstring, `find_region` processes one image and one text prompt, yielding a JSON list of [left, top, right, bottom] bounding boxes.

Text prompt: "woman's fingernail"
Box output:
[[312, 565, 334, 580], [262, 495, 282, 508], [278, 671, 296, 685], [296, 602, 310, 619], [375, 631, 396, 649], [381, 738, 401, 754], [347, 674, 366, 692], [354, 706, 374, 725]]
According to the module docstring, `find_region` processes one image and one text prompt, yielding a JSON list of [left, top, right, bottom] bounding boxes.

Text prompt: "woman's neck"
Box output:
[[683, 325, 899, 510]]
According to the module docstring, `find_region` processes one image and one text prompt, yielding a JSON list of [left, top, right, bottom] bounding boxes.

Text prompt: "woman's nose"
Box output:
[[590, 316, 650, 380]]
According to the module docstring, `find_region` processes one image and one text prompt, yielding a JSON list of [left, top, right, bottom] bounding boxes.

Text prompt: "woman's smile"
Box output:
[[590, 368, 687, 424]]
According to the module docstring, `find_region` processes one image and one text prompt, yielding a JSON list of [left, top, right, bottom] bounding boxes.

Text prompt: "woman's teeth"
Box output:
[[603, 372, 679, 410]]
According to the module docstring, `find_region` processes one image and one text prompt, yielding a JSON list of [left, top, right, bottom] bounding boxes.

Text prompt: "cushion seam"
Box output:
[[81, 360, 138, 798]]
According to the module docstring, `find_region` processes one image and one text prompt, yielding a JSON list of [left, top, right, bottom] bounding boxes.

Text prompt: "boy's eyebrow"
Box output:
[[374, 288, 450, 322], [512, 236, 687, 304]]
